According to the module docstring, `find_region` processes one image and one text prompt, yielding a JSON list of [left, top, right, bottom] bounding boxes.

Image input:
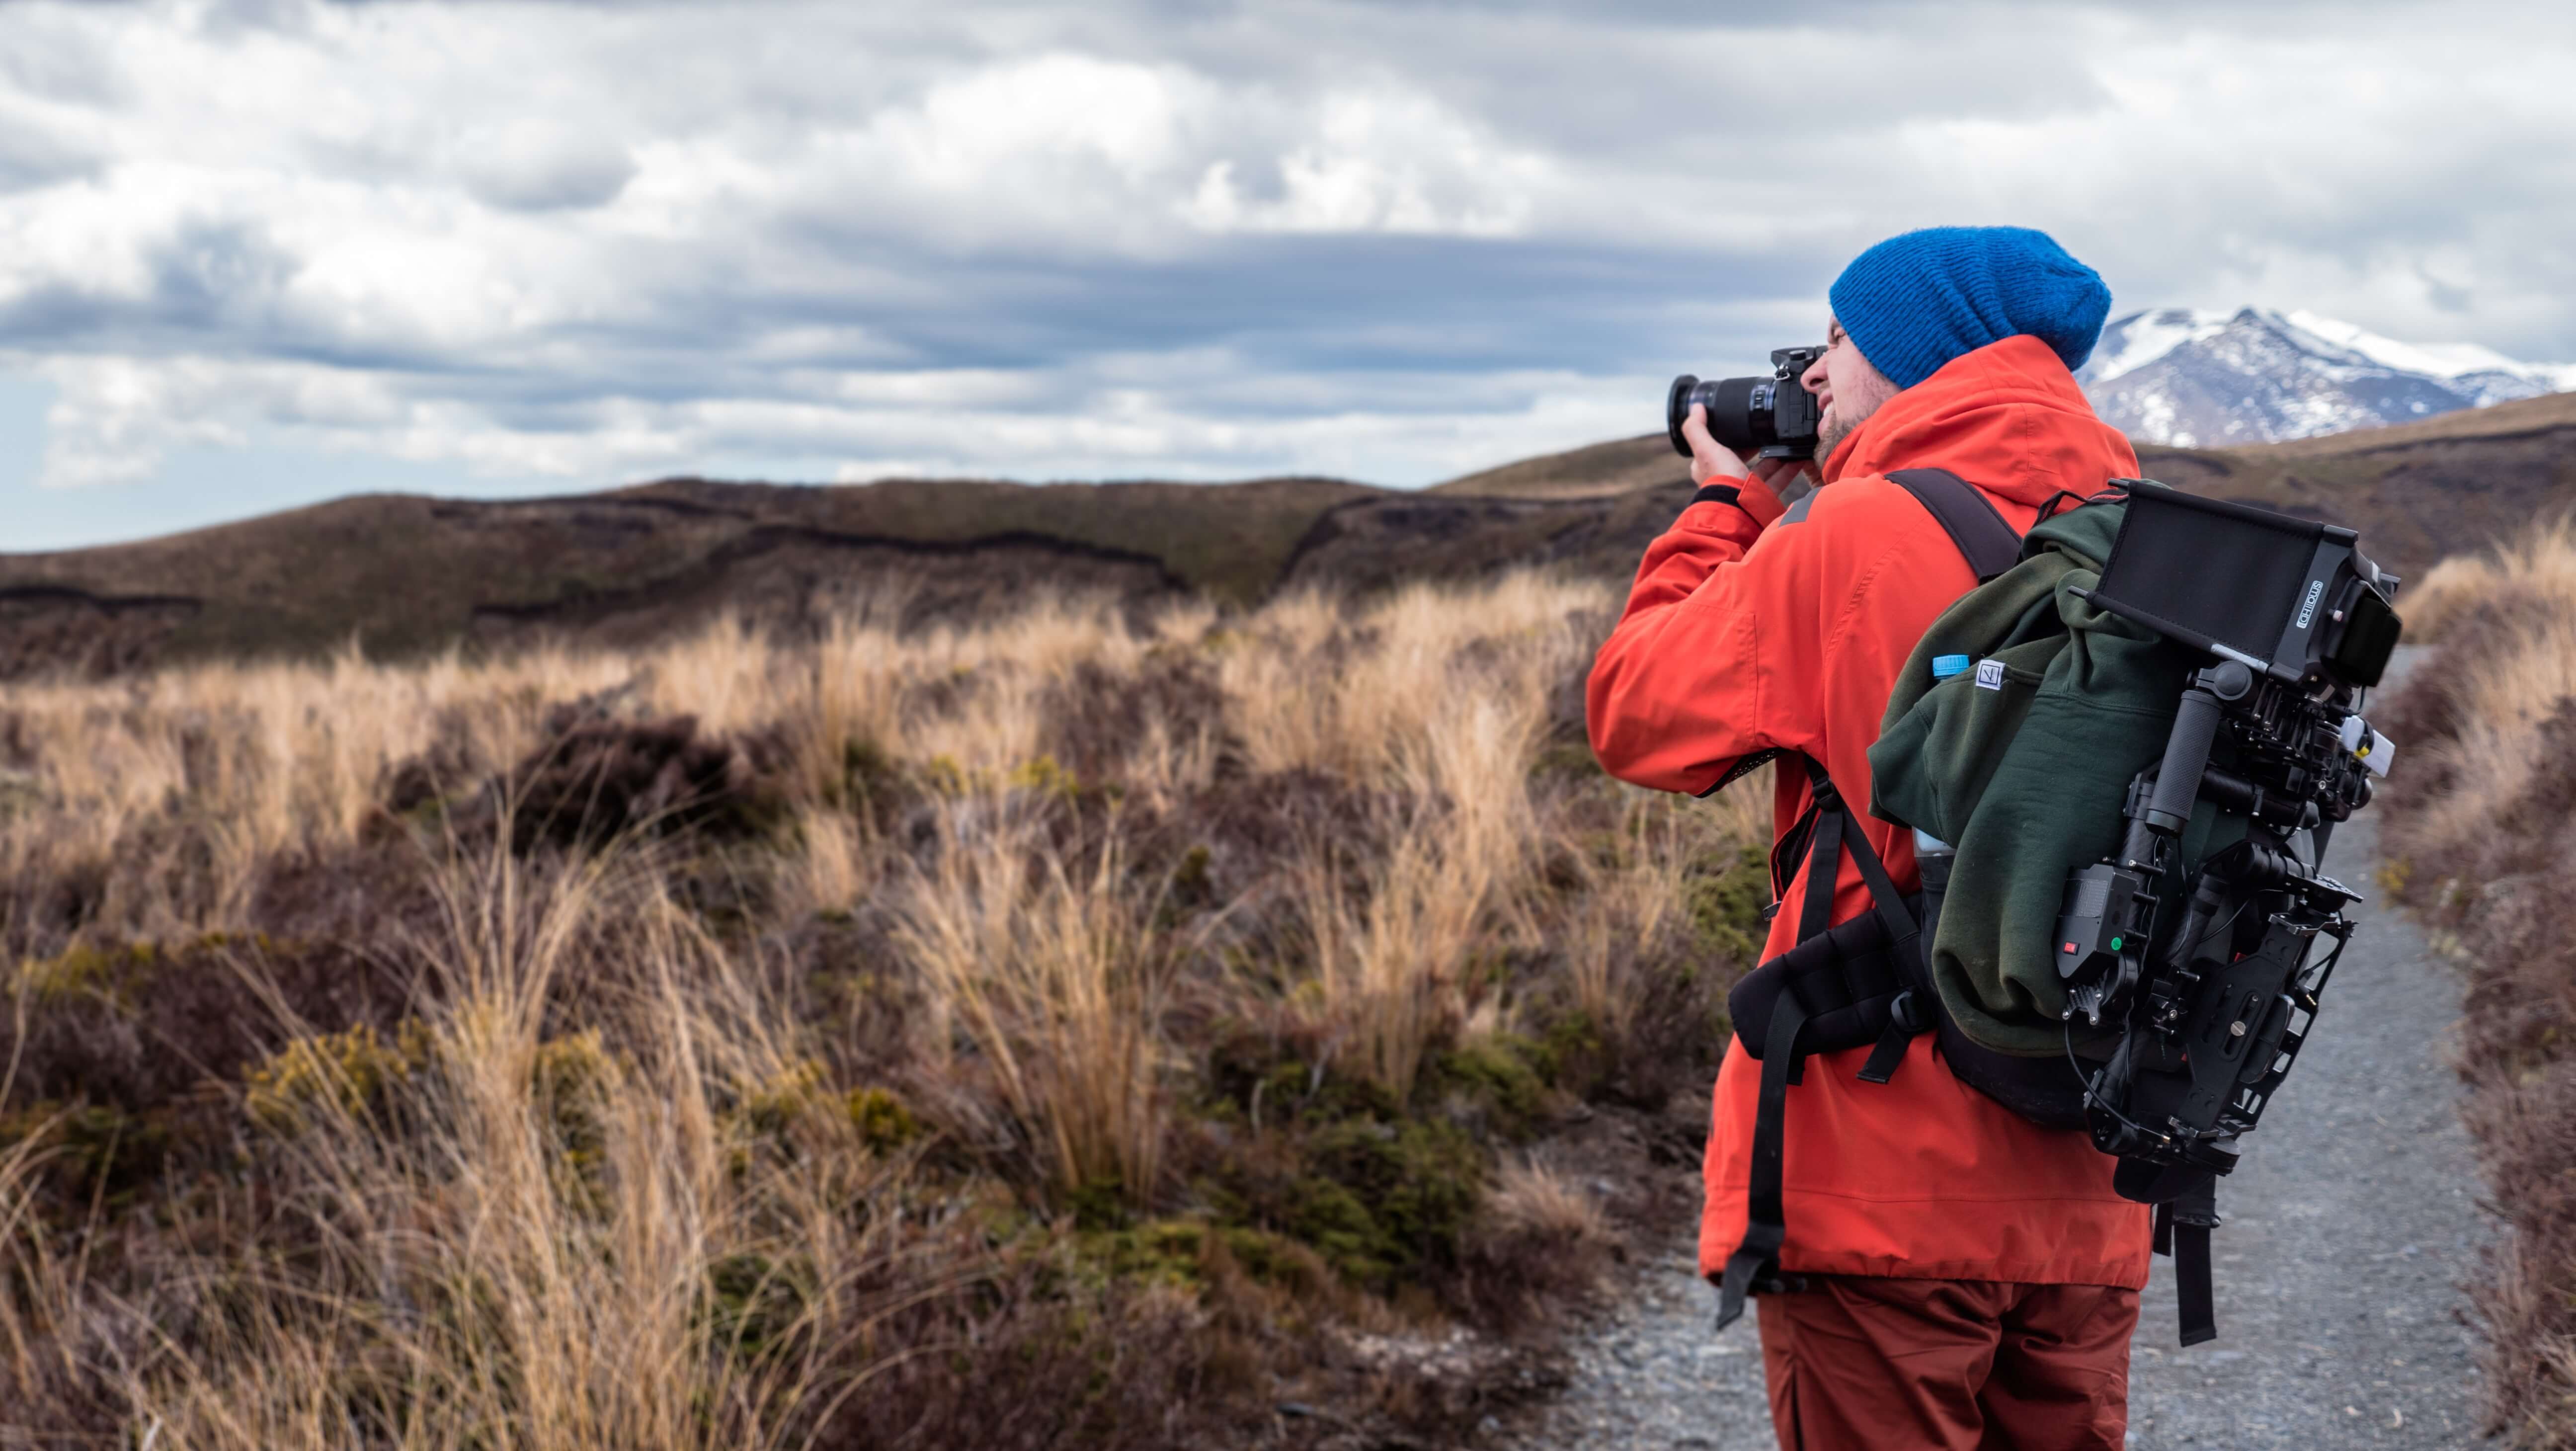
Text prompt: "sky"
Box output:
[[4, 0, 2576, 550]]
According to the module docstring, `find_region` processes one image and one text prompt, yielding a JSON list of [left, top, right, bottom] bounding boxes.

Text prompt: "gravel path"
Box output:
[[2121, 802, 2484, 1449], [1497, 680, 2489, 1448]]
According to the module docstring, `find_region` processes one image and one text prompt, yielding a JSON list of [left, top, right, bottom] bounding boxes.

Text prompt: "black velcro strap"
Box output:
[[1780, 758, 1928, 1082], [1691, 483, 1744, 508], [1715, 754, 1932, 1333], [1789, 756, 1849, 946], [1716, 991, 1809, 1331], [1887, 468, 2021, 582], [1856, 991, 1917, 1084], [2162, 1174, 2222, 1346], [2174, 1222, 2216, 1346]]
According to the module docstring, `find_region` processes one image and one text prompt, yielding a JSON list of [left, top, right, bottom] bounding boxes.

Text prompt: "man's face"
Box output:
[[1802, 317, 1901, 466]]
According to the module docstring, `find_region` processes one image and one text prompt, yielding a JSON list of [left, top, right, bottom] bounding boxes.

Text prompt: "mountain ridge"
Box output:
[[2077, 306, 2576, 447]]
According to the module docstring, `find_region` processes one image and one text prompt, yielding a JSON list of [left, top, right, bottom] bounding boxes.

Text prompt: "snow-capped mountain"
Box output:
[[2076, 307, 2576, 447]]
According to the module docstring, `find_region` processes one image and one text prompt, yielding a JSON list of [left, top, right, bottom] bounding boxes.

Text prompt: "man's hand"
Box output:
[[1680, 403, 1750, 485], [1681, 403, 1818, 495]]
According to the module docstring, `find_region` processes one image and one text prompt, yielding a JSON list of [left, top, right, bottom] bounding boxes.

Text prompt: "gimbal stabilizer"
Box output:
[[2046, 482, 2402, 1343]]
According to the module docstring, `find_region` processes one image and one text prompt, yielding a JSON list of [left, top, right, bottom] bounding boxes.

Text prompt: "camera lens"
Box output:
[[1667, 375, 1772, 458], [1704, 377, 1764, 451], [1667, 368, 1819, 461]]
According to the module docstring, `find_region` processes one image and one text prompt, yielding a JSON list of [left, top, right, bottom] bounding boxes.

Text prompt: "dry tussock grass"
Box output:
[[2379, 525, 2576, 1447], [2398, 515, 2576, 644], [0, 569, 1766, 1449]]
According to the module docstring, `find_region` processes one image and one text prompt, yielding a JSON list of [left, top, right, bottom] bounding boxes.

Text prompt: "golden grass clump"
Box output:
[[0, 568, 1771, 1449], [2399, 515, 2576, 644], [891, 826, 1171, 1202]]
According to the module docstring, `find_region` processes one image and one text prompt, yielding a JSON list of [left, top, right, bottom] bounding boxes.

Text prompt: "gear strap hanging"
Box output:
[[2152, 1175, 2223, 1346], [1715, 989, 1808, 1330]]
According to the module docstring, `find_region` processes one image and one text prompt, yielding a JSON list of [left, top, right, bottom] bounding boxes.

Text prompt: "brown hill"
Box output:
[[3, 391, 2569, 678], [0, 476, 1349, 677], [1431, 434, 1687, 499], [1425, 433, 1703, 501], [1427, 393, 2576, 586], [0, 470, 1701, 678]]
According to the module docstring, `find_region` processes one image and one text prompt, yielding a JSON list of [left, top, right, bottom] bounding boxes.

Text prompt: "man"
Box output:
[[1587, 227, 2154, 1450]]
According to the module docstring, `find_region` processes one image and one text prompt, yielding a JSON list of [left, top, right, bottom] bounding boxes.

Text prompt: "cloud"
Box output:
[[1179, 93, 1553, 238], [0, 0, 2573, 521], [456, 123, 638, 213]]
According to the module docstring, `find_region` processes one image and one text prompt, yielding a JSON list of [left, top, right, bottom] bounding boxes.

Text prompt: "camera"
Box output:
[[1667, 346, 1826, 461], [2051, 481, 2403, 1208]]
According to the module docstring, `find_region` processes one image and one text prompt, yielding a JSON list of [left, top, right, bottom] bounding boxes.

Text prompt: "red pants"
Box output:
[[1757, 1276, 2136, 1450]]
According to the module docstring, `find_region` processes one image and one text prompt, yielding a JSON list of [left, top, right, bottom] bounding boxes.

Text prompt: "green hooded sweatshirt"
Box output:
[[1868, 500, 2229, 1056]]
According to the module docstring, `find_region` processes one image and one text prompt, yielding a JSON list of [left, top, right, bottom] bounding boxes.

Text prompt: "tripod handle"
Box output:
[[2143, 687, 2223, 835], [2139, 661, 2257, 840]]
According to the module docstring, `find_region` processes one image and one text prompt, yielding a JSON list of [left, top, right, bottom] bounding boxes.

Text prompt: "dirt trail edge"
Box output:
[[1496, 658, 2489, 1450]]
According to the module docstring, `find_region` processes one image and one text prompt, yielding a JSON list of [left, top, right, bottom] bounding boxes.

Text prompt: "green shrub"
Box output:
[[1688, 841, 1771, 964], [1431, 1034, 1553, 1136], [1293, 1118, 1484, 1288], [700, 1251, 816, 1361], [847, 1085, 920, 1152], [13, 941, 162, 1009], [243, 1021, 434, 1133], [0, 1101, 171, 1205]]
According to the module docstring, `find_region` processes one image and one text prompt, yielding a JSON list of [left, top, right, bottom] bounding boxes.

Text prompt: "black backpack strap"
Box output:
[[1715, 757, 1931, 1332], [1823, 798, 1928, 1084], [1887, 468, 2021, 582], [1795, 759, 1847, 944], [1788, 756, 1920, 954]]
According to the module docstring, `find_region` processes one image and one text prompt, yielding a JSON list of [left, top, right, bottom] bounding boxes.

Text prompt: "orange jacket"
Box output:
[[1588, 334, 2154, 1289]]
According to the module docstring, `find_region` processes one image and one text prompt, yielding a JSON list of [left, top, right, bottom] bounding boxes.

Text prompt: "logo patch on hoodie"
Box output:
[[1975, 659, 2007, 691]]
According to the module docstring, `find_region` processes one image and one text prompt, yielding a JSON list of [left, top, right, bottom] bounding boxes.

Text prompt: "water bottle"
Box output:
[[1914, 654, 1971, 932]]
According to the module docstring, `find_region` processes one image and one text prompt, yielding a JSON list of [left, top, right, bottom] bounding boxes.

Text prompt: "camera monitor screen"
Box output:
[[2090, 482, 2348, 678]]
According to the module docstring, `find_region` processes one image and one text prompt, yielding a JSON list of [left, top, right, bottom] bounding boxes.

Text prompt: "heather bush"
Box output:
[[2379, 528, 2576, 1448], [0, 571, 1768, 1449]]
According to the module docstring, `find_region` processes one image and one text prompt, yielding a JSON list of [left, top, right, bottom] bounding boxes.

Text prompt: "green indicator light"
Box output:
[[2109, 936, 2123, 951]]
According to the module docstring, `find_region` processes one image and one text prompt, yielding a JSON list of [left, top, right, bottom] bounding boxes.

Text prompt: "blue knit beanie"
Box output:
[[1827, 226, 2111, 390]]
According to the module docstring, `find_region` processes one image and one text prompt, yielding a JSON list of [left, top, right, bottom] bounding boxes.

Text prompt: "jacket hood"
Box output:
[[1821, 333, 2137, 510]]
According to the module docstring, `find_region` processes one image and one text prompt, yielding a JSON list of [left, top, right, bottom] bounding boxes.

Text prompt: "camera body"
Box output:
[[2051, 481, 2402, 1202], [1667, 346, 1826, 461]]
